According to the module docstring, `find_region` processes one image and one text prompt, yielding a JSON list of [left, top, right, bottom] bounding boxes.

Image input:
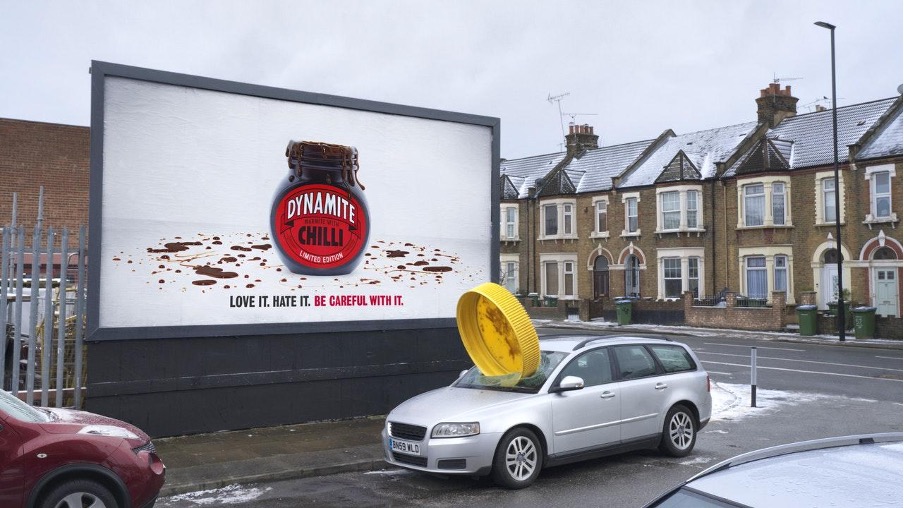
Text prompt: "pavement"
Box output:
[[154, 319, 901, 498]]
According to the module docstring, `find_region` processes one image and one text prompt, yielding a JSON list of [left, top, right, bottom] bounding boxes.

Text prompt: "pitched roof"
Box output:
[[500, 152, 566, 199], [618, 122, 759, 188], [571, 139, 656, 193], [767, 97, 899, 168], [857, 103, 903, 162]]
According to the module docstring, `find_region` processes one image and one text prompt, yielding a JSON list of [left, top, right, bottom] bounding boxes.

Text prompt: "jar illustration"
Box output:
[[271, 140, 370, 275]]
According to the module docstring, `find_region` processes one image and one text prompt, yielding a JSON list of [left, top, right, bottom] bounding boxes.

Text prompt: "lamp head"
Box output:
[[814, 21, 836, 30]]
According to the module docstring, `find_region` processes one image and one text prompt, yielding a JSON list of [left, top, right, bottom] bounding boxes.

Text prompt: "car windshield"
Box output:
[[453, 351, 569, 393], [0, 389, 51, 423]]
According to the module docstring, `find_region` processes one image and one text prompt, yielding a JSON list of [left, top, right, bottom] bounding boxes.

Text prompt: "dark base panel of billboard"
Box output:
[[84, 327, 470, 438]]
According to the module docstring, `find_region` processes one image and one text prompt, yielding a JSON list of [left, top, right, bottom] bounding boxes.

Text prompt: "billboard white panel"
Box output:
[[89, 63, 499, 339]]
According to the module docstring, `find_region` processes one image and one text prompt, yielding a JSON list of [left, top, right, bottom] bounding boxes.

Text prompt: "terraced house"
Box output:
[[499, 83, 902, 337]]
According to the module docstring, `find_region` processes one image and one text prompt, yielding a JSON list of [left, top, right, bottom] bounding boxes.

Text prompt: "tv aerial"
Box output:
[[547, 92, 570, 139]]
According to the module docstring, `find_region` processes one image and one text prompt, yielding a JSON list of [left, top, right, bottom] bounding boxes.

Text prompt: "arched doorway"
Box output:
[[820, 249, 843, 309], [593, 256, 609, 299], [625, 255, 640, 297], [873, 246, 899, 317]]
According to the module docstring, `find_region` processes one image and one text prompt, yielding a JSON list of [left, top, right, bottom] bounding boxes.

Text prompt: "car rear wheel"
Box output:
[[660, 404, 696, 457], [39, 479, 117, 508], [491, 428, 542, 489]]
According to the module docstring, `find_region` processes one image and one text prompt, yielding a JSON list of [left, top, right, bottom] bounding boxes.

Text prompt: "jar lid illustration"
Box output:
[[456, 282, 540, 379]]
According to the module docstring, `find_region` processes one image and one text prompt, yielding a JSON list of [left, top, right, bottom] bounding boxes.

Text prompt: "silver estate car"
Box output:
[[382, 335, 712, 488]]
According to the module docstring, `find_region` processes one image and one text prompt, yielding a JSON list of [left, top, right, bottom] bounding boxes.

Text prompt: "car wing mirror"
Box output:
[[550, 375, 585, 394]]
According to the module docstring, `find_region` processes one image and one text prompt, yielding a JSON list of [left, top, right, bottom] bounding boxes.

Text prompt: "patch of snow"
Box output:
[[167, 484, 270, 505], [680, 456, 715, 466], [710, 382, 876, 422]]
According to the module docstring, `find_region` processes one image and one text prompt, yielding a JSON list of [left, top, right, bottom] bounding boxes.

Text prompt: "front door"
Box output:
[[550, 349, 620, 454], [875, 269, 899, 317], [821, 264, 839, 310]]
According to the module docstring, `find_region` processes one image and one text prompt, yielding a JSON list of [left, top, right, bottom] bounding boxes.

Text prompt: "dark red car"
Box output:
[[0, 389, 164, 508]]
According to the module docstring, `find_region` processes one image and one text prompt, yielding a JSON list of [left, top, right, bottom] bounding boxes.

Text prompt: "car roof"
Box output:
[[539, 335, 675, 353], [680, 433, 903, 506]]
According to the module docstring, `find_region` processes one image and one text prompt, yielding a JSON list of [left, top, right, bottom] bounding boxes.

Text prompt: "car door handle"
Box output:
[[655, 383, 668, 390], [600, 391, 616, 399]]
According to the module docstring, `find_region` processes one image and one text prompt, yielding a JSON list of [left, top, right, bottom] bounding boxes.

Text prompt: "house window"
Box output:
[[544, 261, 558, 296], [686, 190, 699, 228], [738, 177, 792, 228], [661, 191, 681, 230], [744, 184, 765, 227], [500, 255, 519, 294], [501, 205, 518, 240], [873, 171, 892, 218], [663, 258, 682, 298], [540, 199, 577, 239], [745, 256, 767, 299], [595, 199, 608, 233], [656, 186, 702, 233], [822, 178, 837, 223], [563, 261, 574, 296], [543, 204, 558, 236], [772, 182, 786, 226], [688, 257, 700, 298], [657, 248, 704, 300], [626, 197, 639, 234], [541, 254, 578, 298], [774, 255, 787, 295], [563, 204, 573, 236]]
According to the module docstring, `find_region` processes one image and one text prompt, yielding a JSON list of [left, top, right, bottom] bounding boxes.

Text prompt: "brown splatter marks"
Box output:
[[386, 250, 408, 258], [148, 241, 202, 253], [194, 266, 239, 279], [231, 245, 253, 252], [193, 280, 217, 286], [423, 266, 453, 273]]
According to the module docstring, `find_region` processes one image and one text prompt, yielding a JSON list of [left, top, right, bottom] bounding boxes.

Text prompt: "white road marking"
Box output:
[[701, 360, 903, 381], [703, 343, 805, 352], [698, 351, 902, 372]]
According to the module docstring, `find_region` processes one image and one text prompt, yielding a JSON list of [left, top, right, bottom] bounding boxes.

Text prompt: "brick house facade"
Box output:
[[501, 84, 902, 337]]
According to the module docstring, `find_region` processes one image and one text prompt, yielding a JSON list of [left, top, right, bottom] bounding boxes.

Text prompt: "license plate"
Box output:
[[389, 437, 420, 456]]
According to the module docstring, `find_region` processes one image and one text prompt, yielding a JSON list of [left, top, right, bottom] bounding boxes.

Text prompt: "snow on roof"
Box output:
[[618, 122, 759, 188], [500, 152, 566, 199], [767, 97, 899, 169], [857, 104, 903, 161], [572, 139, 657, 193]]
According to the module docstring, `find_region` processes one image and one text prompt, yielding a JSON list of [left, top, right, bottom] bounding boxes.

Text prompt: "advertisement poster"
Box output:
[[89, 63, 499, 340]]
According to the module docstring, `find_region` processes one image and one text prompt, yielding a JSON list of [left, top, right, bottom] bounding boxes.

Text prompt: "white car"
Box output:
[[382, 335, 712, 488]]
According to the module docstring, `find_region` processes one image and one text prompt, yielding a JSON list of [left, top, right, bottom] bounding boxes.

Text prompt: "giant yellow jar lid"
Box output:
[[456, 282, 540, 378]]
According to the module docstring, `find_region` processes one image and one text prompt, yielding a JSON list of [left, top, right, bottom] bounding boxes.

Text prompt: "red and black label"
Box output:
[[273, 184, 368, 272]]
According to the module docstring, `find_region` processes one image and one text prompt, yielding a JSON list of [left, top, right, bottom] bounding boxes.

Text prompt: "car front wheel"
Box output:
[[491, 428, 542, 489], [39, 479, 117, 508], [660, 404, 697, 457]]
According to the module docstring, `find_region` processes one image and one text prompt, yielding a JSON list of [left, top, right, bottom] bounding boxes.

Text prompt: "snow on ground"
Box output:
[[167, 484, 271, 505], [710, 381, 876, 422]]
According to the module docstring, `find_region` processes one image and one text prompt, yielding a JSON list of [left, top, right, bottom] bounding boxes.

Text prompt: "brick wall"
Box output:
[[684, 291, 788, 331], [0, 119, 90, 233]]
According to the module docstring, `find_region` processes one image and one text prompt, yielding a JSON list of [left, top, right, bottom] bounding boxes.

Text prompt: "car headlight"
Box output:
[[77, 425, 139, 440], [431, 422, 480, 438]]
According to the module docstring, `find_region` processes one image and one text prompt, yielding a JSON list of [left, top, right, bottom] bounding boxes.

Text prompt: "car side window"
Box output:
[[613, 346, 658, 380], [558, 349, 613, 387], [649, 345, 697, 373]]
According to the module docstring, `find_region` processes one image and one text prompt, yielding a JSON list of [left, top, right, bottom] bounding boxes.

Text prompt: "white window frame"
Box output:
[[656, 247, 705, 300], [737, 246, 795, 304], [622, 192, 641, 237], [864, 164, 898, 224], [501, 204, 519, 241], [540, 253, 578, 299], [814, 170, 845, 226], [656, 185, 704, 234], [539, 198, 577, 240], [590, 196, 610, 238], [737, 176, 792, 229], [500, 254, 520, 294]]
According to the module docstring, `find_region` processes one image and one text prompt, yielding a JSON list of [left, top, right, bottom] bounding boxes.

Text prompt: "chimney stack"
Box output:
[[565, 123, 599, 154], [756, 83, 799, 128]]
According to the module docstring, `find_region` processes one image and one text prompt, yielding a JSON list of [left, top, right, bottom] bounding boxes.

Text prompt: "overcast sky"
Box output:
[[2, 1, 901, 159]]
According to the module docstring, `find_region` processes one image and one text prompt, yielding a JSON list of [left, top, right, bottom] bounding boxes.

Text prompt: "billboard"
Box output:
[[88, 62, 499, 340]]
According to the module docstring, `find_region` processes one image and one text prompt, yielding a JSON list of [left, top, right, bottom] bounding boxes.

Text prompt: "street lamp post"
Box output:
[[815, 21, 845, 342]]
